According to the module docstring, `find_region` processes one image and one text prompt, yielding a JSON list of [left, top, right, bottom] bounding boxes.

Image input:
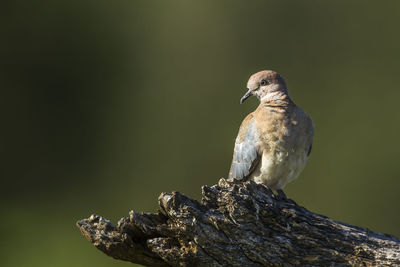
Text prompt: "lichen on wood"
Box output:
[[77, 178, 400, 266]]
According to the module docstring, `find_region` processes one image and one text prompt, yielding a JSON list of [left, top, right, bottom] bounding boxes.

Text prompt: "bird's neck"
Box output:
[[260, 90, 294, 108]]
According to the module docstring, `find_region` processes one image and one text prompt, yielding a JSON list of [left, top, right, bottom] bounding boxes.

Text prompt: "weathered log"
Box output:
[[77, 178, 400, 266]]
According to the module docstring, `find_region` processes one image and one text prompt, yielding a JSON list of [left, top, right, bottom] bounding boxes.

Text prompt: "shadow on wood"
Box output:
[[77, 178, 400, 266]]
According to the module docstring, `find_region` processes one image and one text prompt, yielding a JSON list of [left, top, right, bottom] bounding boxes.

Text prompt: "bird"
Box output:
[[228, 70, 314, 195]]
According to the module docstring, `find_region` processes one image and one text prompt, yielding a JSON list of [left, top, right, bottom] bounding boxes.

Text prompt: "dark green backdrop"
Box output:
[[2, 1, 400, 266]]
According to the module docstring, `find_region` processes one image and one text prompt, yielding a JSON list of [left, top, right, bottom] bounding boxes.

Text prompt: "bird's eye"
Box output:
[[260, 80, 269, 86]]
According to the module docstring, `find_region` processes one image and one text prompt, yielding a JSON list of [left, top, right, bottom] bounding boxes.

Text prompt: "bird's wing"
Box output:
[[306, 116, 314, 156], [228, 114, 261, 180], [307, 142, 313, 156]]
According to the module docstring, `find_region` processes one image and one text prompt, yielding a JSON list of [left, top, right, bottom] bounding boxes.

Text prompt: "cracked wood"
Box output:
[[77, 179, 400, 266]]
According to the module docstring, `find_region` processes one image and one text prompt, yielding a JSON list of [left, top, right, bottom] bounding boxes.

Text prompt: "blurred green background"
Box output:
[[2, 1, 400, 266]]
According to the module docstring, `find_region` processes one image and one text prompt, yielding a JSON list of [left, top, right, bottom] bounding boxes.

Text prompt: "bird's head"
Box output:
[[240, 70, 289, 104]]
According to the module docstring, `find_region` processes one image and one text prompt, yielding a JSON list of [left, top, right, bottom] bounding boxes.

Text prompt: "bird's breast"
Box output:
[[250, 106, 312, 190]]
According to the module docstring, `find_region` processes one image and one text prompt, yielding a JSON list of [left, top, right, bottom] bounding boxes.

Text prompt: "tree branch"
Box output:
[[77, 178, 400, 266]]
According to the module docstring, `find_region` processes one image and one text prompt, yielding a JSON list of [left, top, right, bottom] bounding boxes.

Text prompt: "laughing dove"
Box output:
[[228, 70, 314, 191]]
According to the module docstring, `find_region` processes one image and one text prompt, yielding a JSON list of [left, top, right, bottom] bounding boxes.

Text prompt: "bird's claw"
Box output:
[[276, 189, 287, 201]]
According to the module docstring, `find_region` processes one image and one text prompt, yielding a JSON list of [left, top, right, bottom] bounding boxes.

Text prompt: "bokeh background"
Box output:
[[2, 1, 400, 266]]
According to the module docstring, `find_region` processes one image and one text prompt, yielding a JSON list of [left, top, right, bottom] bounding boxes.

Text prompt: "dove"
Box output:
[[228, 70, 314, 193]]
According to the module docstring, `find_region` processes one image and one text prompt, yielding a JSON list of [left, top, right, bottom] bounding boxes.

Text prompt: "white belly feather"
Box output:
[[250, 149, 308, 190]]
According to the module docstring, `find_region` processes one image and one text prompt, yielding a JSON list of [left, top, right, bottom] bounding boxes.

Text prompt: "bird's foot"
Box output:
[[275, 189, 287, 201]]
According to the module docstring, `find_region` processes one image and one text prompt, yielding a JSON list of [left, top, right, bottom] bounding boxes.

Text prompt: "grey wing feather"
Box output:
[[229, 119, 260, 180], [307, 143, 312, 156], [306, 122, 314, 156]]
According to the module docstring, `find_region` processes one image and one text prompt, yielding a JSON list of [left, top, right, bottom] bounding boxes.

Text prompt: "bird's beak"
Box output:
[[240, 89, 253, 104]]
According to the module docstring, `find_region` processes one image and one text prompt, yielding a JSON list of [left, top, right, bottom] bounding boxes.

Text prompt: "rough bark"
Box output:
[[77, 178, 400, 266]]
